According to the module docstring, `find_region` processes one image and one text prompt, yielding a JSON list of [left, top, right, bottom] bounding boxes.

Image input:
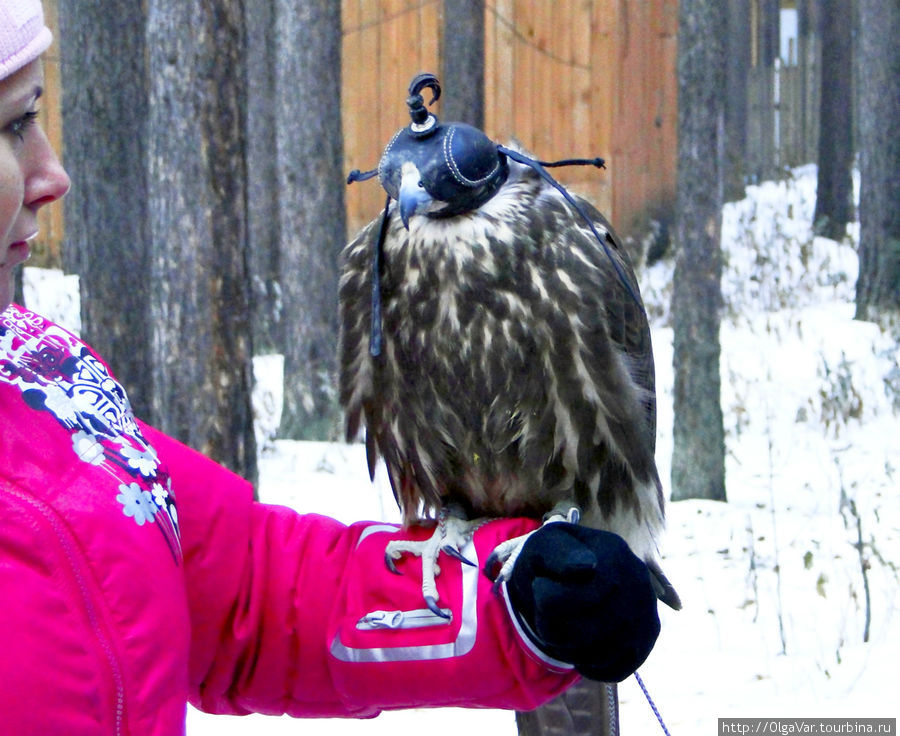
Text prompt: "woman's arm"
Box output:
[[139, 423, 576, 718]]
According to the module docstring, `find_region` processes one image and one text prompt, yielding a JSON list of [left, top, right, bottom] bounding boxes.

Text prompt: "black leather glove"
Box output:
[[505, 522, 660, 682]]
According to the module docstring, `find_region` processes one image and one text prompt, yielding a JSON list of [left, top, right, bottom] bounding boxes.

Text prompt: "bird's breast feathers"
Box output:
[[338, 169, 664, 561]]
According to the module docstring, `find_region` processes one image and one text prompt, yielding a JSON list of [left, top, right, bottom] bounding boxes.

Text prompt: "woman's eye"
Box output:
[[5, 110, 39, 141]]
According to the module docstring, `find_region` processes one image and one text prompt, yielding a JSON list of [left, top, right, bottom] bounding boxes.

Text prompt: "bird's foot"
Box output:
[[384, 506, 482, 619], [485, 502, 581, 587]]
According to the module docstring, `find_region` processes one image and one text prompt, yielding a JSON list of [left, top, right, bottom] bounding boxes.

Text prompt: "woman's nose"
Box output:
[[24, 122, 70, 210]]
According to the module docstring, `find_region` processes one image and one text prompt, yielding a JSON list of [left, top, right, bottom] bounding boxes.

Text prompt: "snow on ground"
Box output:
[[619, 166, 898, 731], [28, 164, 899, 733]]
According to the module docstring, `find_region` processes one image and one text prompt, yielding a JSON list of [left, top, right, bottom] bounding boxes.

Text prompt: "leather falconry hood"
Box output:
[[347, 72, 637, 358], [376, 73, 510, 219]]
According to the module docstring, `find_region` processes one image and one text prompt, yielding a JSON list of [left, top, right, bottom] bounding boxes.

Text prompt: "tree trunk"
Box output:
[[758, 0, 781, 69], [516, 681, 619, 736], [145, 0, 257, 481], [724, 0, 751, 201], [59, 0, 152, 418], [246, 0, 282, 356], [855, 0, 900, 324], [61, 0, 257, 480], [813, 0, 854, 241], [671, 0, 727, 502], [273, 0, 345, 440], [441, 0, 485, 128]]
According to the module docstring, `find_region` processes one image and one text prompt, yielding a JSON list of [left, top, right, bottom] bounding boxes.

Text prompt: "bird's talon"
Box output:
[[484, 551, 503, 581], [490, 577, 504, 596], [442, 545, 476, 567], [384, 553, 402, 575], [425, 595, 450, 619]]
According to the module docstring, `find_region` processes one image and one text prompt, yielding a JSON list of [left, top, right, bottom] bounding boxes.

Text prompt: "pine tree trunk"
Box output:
[[813, 0, 854, 241], [671, 0, 727, 502], [797, 0, 820, 166], [274, 0, 345, 439], [246, 0, 282, 356], [145, 0, 257, 481], [855, 0, 900, 324], [59, 0, 152, 418], [724, 0, 751, 201], [61, 0, 257, 480], [441, 0, 485, 129], [515, 681, 619, 736]]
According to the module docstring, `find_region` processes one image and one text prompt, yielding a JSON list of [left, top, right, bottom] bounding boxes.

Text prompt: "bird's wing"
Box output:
[[461, 178, 668, 605], [530, 188, 661, 494], [338, 211, 443, 522], [572, 197, 657, 444], [338, 215, 380, 447], [543, 188, 681, 608]]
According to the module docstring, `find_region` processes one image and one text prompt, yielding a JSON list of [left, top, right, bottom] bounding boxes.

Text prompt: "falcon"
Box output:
[[339, 73, 680, 616]]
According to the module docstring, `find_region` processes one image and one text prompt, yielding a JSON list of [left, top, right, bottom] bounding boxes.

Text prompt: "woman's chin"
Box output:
[[0, 274, 13, 311], [0, 242, 30, 311]]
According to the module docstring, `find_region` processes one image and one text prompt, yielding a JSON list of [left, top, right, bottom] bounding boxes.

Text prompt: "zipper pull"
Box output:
[[356, 607, 453, 630]]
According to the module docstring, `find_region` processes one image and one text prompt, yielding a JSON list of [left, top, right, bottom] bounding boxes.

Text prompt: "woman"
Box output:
[[0, 2, 660, 733]]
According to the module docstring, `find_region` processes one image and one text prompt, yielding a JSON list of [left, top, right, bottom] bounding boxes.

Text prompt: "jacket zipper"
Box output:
[[356, 607, 453, 630], [1, 484, 127, 734]]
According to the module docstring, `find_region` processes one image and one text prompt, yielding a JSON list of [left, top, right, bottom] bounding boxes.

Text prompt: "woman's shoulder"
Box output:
[[0, 302, 181, 555], [0, 304, 193, 731]]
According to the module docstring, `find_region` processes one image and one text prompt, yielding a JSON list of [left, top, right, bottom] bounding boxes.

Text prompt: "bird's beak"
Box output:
[[398, 169, 430, 230]]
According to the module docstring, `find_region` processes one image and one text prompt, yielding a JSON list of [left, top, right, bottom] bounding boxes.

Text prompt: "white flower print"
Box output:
[[116, 482, 158, 526], [119, 443, 159, 478], [41, 384, 78, 423], [71, 430, 105, 465], [150, 482, 169, 508]]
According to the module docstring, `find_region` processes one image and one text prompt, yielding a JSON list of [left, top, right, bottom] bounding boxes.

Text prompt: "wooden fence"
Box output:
[[746, 41, 821, 184], [38, 1, 826, 269], [342, 0, 679, 241], [32, 0, 65, 268], [39, 0, 678, 263]]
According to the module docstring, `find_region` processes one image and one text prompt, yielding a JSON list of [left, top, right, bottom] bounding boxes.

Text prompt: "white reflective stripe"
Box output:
[[499, 580, 575, 672], [330, 538, 479, 663], [356, 523, 401, 546]]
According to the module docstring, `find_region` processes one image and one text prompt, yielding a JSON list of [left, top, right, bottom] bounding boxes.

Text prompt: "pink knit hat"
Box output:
[[0, 0, 51, 80]]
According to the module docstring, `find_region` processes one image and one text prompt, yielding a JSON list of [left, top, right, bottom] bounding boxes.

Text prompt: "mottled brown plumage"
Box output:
[[339, 159, 678, 609], [340, 74, 674, 736]]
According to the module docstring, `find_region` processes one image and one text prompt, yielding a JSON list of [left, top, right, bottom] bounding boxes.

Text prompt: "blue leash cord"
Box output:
[[635, 671, 672, 736]]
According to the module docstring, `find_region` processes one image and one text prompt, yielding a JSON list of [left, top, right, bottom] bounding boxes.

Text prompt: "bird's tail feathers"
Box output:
[[646, 557, 682, 610], [586, 497, 681, 610]]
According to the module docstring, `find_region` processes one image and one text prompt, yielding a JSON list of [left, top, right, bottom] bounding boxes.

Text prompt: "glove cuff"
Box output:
[[498, 580, 577, 673]]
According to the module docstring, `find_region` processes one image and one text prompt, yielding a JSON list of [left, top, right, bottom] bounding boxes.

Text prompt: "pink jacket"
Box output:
[[0, 304, 576, 734]]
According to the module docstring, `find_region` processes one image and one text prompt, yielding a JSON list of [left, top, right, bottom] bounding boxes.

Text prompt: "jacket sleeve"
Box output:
[[138, 422, 578, 719]]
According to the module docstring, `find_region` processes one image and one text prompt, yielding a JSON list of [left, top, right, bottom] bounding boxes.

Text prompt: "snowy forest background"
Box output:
[[17, 0, 899, 733], [28, 162, 898, 735]]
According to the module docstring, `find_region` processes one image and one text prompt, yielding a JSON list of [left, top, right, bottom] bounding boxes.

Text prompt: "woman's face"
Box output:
[[0, 59, 70, 312]]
